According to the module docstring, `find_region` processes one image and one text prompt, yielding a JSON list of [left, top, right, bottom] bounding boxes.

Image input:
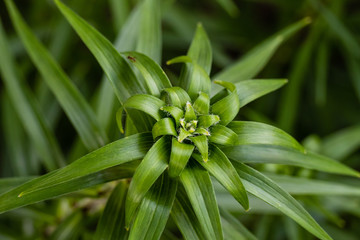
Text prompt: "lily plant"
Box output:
[[0, 0, 359, 240]]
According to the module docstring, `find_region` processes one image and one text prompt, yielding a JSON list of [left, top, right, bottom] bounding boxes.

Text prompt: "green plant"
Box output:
[[1, 0, 359, 239]]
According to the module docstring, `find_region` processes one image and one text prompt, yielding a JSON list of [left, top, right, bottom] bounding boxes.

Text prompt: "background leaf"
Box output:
[[233, 162, 332, 240], [5, 0, 108, 151]]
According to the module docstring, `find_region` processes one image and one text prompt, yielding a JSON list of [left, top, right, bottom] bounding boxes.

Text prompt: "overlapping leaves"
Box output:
[[1, 1, 359, 240]]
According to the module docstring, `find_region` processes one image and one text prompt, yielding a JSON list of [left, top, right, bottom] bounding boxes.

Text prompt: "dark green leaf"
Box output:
[[209, 125, 238, 146], [50, 211, 82, 240], [189, 135, 209, 162], [180, 161, 223, 240], [223, 145, 359, 177], [95, 181, 128, 240], [194, 145, 248, 210], [228, 121, 304, 152], [193, 92, 210, 115], [5, 0, 108, 151], [161, 87, 191, 108], [0, 20, 64, 170], [169, 138, 194, 178], [211, 90, 240, 126], [129, 173, 177, 240], [152, 118, 178, 139], [136, 0, 162, 63], [122, 51, 172, 97], [0, 161, 141, 214], [125, 136, 170, 227], [267, 174, 360, 196], [171, 186, 207, 240], [3, 132, 153, 202], [55, 0, 147, 103], [233, 162, 332, 240], [212, 18, 311, 95]]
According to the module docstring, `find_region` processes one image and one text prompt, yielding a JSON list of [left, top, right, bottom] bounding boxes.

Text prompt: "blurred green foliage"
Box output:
[[0, 0, 359, 239]]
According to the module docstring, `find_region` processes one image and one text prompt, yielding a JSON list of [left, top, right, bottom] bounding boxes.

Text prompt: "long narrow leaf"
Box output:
[[129, 173, 177, 240], [193, 145, 249, 210], [5, 0, 108, 151], [180, 161, 223, 240], [125, 136, 170, 227], [171, 186, 207, 240], [227, 121, 304, 152], [136, 0, 162, 63], [0, 19, 64, 170], [95, 181, 128, 240], [122, 51, 172, 97], [212, 18, 311, 95], [267, 174, 360, 196], [223, 144, 359, 177], [233, 162, 332, 240], [220, 207, 257, 240], [55, 0, 147, 103], [9, 132, 153, 200], [0, 160, 141, 214]]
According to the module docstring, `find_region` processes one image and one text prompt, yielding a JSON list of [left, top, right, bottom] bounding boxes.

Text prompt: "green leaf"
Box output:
[[0, 161, 141, 214], [211, 18, 311, 95], [178, 23, 212, 99], [117, 94, 165, 134], [167, 55, 193, 65], [193, 92, 210, 114], [136, 0, 162, 64], [189, 135, 209, 162], [169, 138, 194, 178], [220, 207, 257, 240], [267, 174, 360, 196], [223, 145, 359, 177], [178, 128, 192, 143], [180, 161, 223, 240], [198, 115, 220, 128], [55, 0, 147, 103], [322, 124, 360, 160], [10, 132, 153, 199], [184, 102, 197, 121], [2, 91, 37, 175], [194, 145, 248, 210], [187, 63, 212, 100], [129, 173, 177, 240], [211, 79, 287, 108], [309, 0, 360, 58], [95, 4, 142, 131], [0, 177, 35, 195], [95, 181, 128, 240], [5, 0, 108, 151], [187, 23, 212, 75], [160, 106, 184, 128], [277, 22, 321, 133], [170, 58, 212, 100], [109, 0, 130, 32], [209, 125, 238, 146], [124, 94, 165, 121], [161, 87, 191, 108], [0, 20, 64, 171], [122, 51, 172, 97], [211, 90, 240, 126], [125, 136, 170, 227], [152, 118, 178, 139], [227, 121, 305, 152], [215, 0, 239, 17], [171, 186, 207, 240], [233, 162, 332, 240], [50, 211, 82, 240]]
